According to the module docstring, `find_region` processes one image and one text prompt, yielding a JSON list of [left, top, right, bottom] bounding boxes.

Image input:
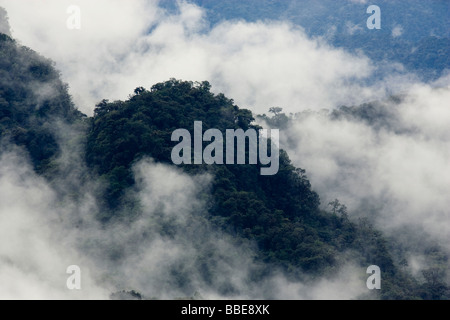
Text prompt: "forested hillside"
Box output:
[[0, 10, 448, 300], [0, 31, 84, 172]]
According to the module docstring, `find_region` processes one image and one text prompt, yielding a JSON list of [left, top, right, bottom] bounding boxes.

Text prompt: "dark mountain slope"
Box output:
[[0, 29, 85, 172], [85, 79, 430, 299]]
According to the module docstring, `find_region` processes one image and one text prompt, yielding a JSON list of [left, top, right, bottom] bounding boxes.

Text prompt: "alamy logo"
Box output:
[[66, 265, 81, 290], [171, 121, 279, 175], [366, 5, 381, 30], [66, 5, 81, 30], [366, 265, 381, 290]]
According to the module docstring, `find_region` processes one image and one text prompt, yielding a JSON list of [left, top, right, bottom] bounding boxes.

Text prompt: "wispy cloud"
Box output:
[[281, 80, 450, 268], [0, 0, 414, 116]]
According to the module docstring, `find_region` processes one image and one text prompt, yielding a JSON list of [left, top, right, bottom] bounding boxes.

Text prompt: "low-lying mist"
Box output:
[[273, 81, 450, 281], [0, 139, 370, 299]]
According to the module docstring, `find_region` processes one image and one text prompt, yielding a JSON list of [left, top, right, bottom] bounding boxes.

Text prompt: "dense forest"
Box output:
[[0, 31, 84, 173], [0, 16, 448, 300]]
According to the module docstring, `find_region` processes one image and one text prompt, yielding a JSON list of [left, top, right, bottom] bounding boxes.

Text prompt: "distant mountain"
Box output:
[[178, 0, 450, 80], [187, 0, 449, 39]]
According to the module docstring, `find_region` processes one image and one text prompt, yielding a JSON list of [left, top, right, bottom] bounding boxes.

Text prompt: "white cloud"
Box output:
[[0, 0, 393, 116], [345, 21, 363, 35], [0, 150, 109, 299], [0, 148, 371, 299], [282, 81, 450, 258], [392, 25, 403, 38], [1, 0, 449, 299]]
